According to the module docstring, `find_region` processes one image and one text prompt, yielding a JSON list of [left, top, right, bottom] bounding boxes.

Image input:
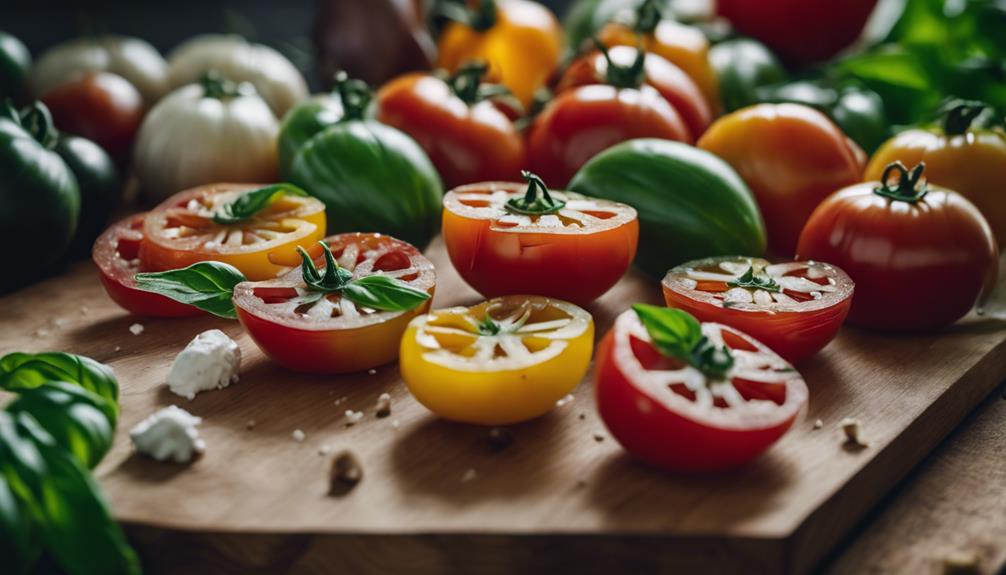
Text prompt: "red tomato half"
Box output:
[[92, 213, 203, 317], [595, 309, 808, 472], [442, 181, 639, 305], [662, 256, 854, 363], [42, 71, 144, 161], [233, 233, 436, 374]]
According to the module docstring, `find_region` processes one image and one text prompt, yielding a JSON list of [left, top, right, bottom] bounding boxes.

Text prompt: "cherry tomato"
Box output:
[[528, 83, 691, 187], [92, 213, 203, 317], [375, 65, 525, 188], [797, 162, 999, 331], [595, 307, 808, 472], [698, 103, 865, 257], [662, 256, 854, 363], [443, 177, 639, 305], [400, 295, 594, 425], [556, 45, 712, 140], [140, 183, 327, 281], [717, 0, 877, 66], [234, 233, 436, 373], [41, 71, 144, 161]]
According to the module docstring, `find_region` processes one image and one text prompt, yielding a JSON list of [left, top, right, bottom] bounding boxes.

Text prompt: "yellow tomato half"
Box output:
[[400, 296, 594, 425]]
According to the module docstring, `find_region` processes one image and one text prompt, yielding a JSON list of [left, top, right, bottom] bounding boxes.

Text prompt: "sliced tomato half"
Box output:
[[595, 308, 808, 472], [662, 257, 854, 363], [442, 182, 638, 305], [233, 233, 435, 374], [92, 213, 203, 317], [140, 183, 327, 281]]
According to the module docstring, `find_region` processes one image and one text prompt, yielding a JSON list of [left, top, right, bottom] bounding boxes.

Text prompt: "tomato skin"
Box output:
[[41, 72, 144, 161], [556, 46, 712, 139], [528, 84, 691, 187], [594, 328, 801, 472], [92, 214, 203, 317], [796, 184, 998, 331], [717, 0, 877, 66], [698, 103, 865, 257], [375, 73, 525, 188]]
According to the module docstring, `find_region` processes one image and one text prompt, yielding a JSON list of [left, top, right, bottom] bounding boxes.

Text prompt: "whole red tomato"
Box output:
[[528, 47, 691, 187], [717, 0, 878, 66], [556, 45, 712, 140], [797, 162, 998, 331], [375, 63, 525, 188], [41, 71, 144, 161]]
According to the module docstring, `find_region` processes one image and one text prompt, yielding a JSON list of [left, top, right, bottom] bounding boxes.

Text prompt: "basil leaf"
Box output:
[[0, 470, 38, 575], [632, 304, 703, 359], [134, 261, 247, 319], [211, 183, 309, 224], [341, 274, 431, 312], [0, 352, 119, 411], [0, 412, 140, 575]]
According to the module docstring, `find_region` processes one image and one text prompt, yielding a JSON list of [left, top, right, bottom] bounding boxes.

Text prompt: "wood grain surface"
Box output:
[[2, 237, 1004, 575]]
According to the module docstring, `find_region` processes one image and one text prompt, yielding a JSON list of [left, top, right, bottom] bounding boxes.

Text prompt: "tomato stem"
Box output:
[[16, 101, 59, 149], [332, 72, 372, 122], [505, 171, 567, 215], [199, 71, 248, 100], [942, 101, 987, 136], [631, 0, 664, 35], [438, 0, 497, 32], [727, 267, 781, 293], [593, 38, 646, 90], [874, 161, 928, 203]]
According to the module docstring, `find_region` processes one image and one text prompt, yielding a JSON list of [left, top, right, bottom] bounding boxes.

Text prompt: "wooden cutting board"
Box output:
[[3, 237, 1004, 575]]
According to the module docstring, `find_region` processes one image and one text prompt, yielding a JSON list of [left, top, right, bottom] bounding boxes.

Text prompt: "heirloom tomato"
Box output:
[[709, 38, 786, 113], [797, 162, 998, 331], [662, 256, 854, 363], [443, 172, 638, 305], [41, 72, 144, 161], [596, 305, 808, 472], [400, 296, 594, 425]]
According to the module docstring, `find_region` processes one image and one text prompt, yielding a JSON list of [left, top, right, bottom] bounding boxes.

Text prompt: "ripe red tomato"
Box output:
[[92, 213, 203, 317], [233, 233, 436, 373], [717, 0, 878, 66], [797, 162, 998, 331], [41, 71, 144, 161], [662, 256, 854, 363], [442, 178, 639, 305], [556, 45, 712, 140], [595, 308, 808, 472], [376, 67, 525, 188]]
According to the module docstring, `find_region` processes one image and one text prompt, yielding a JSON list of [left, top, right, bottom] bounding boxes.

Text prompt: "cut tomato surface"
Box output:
[[442, 182, 638, 305], [92, 213, 203, 317], [400, 296, 594, 425], [140, 183, 326, 281], [233, 233, 435, 374], [595, 308, 808, 472], [662, 256, 854, 362]]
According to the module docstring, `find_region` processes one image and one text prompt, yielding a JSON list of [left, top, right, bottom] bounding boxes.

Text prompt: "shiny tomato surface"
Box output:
[[92, 213, 203, 317], [375, 72, 525, 188], [595, 309, 808, 472], [442, 181, 638, 305], [527, 84, 692, 187], [234, 233, 435, 373], [662, 256, 854, 363], [42, 71, 144, 161]]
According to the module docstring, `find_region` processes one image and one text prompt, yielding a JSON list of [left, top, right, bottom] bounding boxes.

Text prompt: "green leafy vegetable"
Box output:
[[0, 352, 118, 411], [728, 267, 781, 293], [212, 183, 309, 225], [135, 261, 248, 319], [632, 304, 735, 381]]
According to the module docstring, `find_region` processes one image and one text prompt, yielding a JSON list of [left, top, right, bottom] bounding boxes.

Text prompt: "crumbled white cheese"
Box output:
[[166, 329, 241, 400], [129, 323, 145, 335], [375, 393, 391, 418], [130, 405, 205, 463], [556, 394, 574, 407], [841, 417, 868, 447], [345, 410, 364, 426], [813, 419, 824, 430], [292, 429, 306, 442]]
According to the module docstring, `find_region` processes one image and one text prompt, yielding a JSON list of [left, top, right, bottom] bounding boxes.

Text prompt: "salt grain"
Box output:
[[345, 410, 364, 426]]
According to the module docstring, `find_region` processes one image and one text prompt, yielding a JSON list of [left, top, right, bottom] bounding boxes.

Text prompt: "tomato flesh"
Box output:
[[233, 233, 435, 374], [595, 309, 808, 472], [443, 182, 638, 306], [662, 257, 854, 363], [92, 213, 203, 317]]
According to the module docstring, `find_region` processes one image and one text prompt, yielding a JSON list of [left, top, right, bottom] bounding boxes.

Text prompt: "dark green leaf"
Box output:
[[0, 352, 118, 411], [211, 183, 308, 224], [0, 470, 38, 575], [341, 274, 431, 312], [134, 261, 247, 319], [727, 266, 781, 293]]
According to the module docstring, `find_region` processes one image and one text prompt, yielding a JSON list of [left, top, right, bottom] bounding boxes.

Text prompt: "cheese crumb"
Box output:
[[556, 394, 574, 407], [129, 323, 145, 335], [166, 329, 241, 400], [345, 410, 364, 426], [318, 444, 332, 456], [813, 419, 824, 430], [840, 417, 868, 447], [375, 393, 392, 418], [367, 368, 377, 375], [391, 419, 401, 430], [292, 429, 306, 442], [130, 406, 205, 463]]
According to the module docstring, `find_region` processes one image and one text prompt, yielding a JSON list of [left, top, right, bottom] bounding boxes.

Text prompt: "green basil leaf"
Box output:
[[341, 274, 431, 312], [211, 183, 308, 224], [0, 352, 118, 411], [6, 383, 116, 469], [0, 469, 39, 575], [632, 304, 703, 360], [0, 412, 140, 575], [134, 261, 246, 319]]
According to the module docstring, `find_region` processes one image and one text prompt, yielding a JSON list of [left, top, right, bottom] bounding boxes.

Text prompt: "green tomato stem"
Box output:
[[332, 71, 372, 122], [594, 38, 646, 90], [874, 161, 928, 203], [505, 170, 566, 215]]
